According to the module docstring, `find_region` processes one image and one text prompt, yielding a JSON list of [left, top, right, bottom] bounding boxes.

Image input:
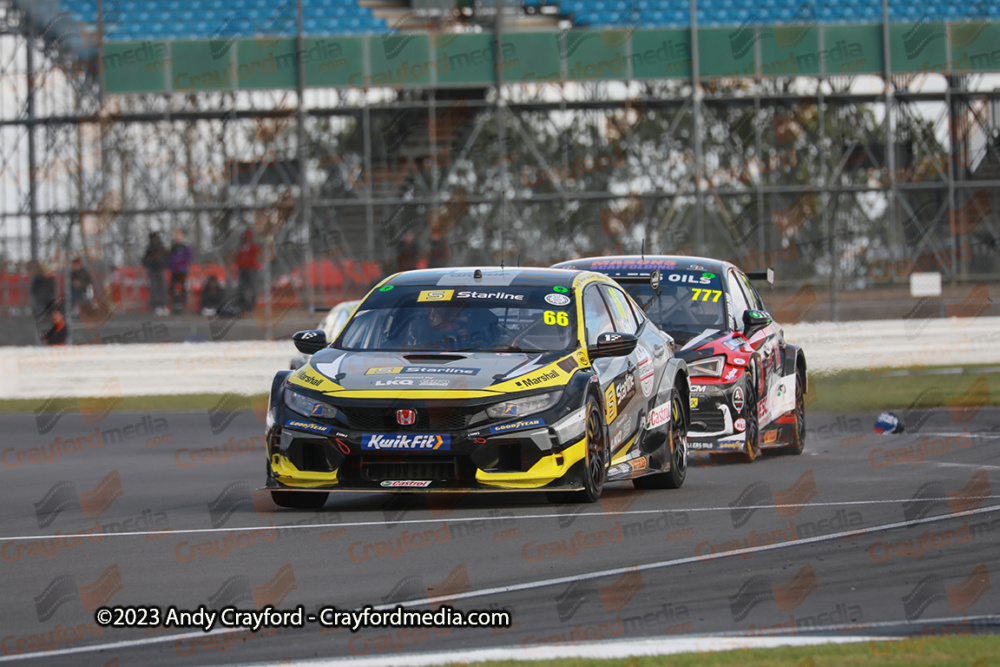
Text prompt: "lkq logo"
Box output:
[[728, 470, 818, 528], [34, 564, 123, 622], [34, 470, 123, 528], [207, 564, 296, 609], [901, 563, 991, 621], [901, 469, 990, 523], [554, 567, 642, 621], [728, 563, 818, 622]]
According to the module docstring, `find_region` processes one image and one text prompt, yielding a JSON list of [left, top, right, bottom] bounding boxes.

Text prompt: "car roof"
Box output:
[[552, 255, 732, 279], [383, 266, 599, 289]]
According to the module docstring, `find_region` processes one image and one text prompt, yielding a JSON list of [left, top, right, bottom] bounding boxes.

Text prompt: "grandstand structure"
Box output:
[[2, 0, 1000, 322]]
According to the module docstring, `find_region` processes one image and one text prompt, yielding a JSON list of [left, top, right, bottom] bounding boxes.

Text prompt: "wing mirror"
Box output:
[[589, 332, 638, 359], [292, 329, 328, 355], [742, 310, 772, 337]]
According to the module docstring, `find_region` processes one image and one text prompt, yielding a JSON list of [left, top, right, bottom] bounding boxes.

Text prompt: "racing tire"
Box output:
[[548, 398, 606, 504], [741, 372, 761, 463], [781, 371, 806, 455], [633, 393, 687, 490], [270, 490, 329, 509]]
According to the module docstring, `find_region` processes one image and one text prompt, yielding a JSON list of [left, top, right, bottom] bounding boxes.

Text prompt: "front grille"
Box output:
[[346, 406, 475, 432], [360, 456, 460, 481], [691, 406, 726, 433]]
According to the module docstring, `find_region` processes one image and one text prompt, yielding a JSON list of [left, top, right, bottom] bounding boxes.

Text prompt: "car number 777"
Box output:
[[691, 289, 722, 302]]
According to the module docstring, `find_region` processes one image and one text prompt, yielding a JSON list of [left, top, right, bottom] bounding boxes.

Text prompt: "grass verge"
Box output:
[[0, 365, 998, 415], [440, 634, 998, 666], [0, 393, 268, 414], [806, 365, 999, 413]]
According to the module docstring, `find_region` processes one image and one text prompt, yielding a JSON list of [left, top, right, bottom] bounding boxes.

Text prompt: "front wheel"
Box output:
[[633, 393, 687, 490], [781, 371, 806, 455], [549, 398, 606, 504], [270, 490, 328, 509], [741, 374, 760, 463]]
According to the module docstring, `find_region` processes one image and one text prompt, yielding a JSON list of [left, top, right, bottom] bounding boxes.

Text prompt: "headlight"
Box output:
[[487, 391, 561, 420], [552, 407, 587, 444], [283, 387, 340, 420], [688, 355, 725, 378]]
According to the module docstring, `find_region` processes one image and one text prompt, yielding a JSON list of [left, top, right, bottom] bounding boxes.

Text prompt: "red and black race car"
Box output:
[[553, 256, 806, 461]]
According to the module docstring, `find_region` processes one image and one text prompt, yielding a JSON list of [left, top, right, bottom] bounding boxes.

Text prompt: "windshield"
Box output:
[[336, 285, 577, 352], [618, 270, 726, 342]]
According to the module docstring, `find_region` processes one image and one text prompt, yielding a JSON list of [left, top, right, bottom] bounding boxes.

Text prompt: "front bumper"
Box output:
[[686, 380, 746, 452], [264, 403, 589, 492]]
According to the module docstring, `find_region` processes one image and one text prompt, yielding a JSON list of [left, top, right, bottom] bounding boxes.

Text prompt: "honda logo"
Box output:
[[396, 409, 416, 426]]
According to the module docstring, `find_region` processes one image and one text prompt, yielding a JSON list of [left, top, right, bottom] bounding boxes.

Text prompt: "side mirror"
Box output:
[[742, 310, 772, 337], [649, 269, 662, 294], [292, 329, 328, 355], [589, 332, 638, 359]]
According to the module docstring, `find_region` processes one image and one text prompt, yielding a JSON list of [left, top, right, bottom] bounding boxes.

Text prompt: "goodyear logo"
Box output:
[[488, 419, 544, 434], [515, 369, 560, 388], [362, 434, 450, 451], [286, 420, 332, 434], [718, 437, 743, 450]]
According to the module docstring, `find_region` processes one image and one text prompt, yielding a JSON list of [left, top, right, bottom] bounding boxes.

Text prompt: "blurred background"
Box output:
[[2, 0, 1000, 345]]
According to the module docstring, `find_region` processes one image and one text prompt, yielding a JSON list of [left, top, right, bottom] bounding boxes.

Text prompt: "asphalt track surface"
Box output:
[[1, 406, 999, 665]]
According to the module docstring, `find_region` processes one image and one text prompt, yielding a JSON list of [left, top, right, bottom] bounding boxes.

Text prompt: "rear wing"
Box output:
[[746, 267, 774, 286]]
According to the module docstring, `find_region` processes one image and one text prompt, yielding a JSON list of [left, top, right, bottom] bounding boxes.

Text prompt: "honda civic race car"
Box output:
[[263, 267, 690, 508], [552, 256, 806, 462]]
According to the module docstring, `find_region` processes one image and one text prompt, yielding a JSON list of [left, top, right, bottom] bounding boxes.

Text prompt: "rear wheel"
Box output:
[[781, 371, 806, 455], [270, 490, 329, 509], [633, 393, 687, 490]]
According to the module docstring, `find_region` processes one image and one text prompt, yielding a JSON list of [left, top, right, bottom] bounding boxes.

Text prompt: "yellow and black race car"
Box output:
[[263, 267, 690, 507]]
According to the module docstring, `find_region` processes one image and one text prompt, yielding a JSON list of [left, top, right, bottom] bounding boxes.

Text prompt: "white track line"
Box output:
[[3, 504, 998, 663], [5, 496, 1000, 543]]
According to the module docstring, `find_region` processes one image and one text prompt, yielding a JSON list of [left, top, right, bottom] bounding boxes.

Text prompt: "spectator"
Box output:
[[200, 274, 225, 316], [428, 231, 450, 268], [30, 263, 57, 337], [69, 256, 94, 315], [142, 232, 169, 315], [30, 264, 57, 316], [396, 230, 420, 272], [235, 228, 261, 312], [42, 303, 69, 345], [168, 229, 193, 314]]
